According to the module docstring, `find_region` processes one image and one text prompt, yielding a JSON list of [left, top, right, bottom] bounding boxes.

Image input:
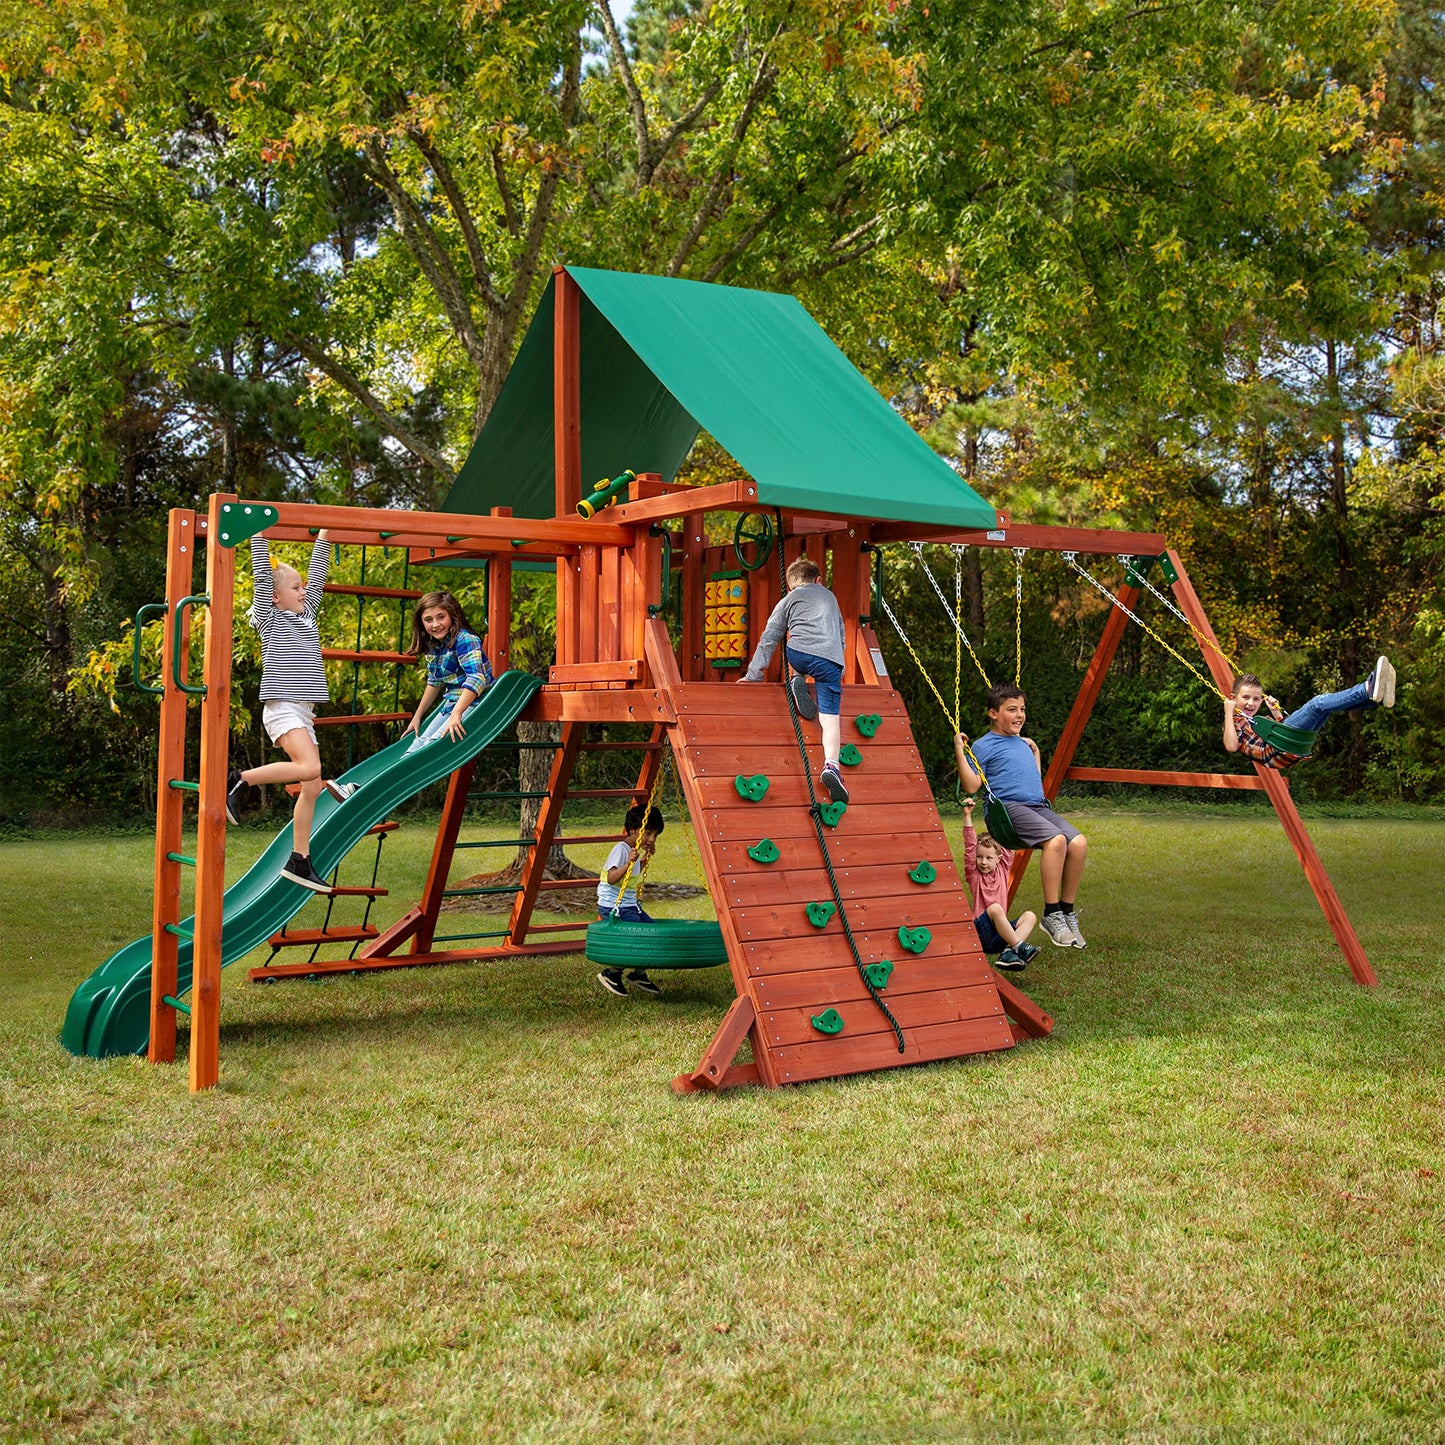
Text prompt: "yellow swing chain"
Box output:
[[909, 543, 992, 688], [1118, 554, 1246, 679], [1063, 552, 1229, 701], [953, 544, 963, 732], [668, 750, 713, 897], [615, 750, 669, 908], [1013, 547, 1026, 686]]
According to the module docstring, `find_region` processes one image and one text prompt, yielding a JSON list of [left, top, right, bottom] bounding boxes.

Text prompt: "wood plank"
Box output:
[[701, 801, 952, 843], [266, 925, 380, 947], [680, 994, 756, 1091], [576, 543, 600, 661], [671, 685, 909, 719], [678, 740, 925, 777], [720, 860, 965, 908], [754, 956, 996, 1011], [760, 982, 1004, 1049], [321, 648, 417, 665], [867, 520, 1166, 554], [252, 937, 584, 979], [599, 546, 621, 663], [313, 712, 411, 727], [711, 830, 956, 874], [487, 506, 513, 676], [611, 478, 760, 526], [323, 583, 423, 600], [993, 974, 1055, 1038], [741, 919, 986, 976], [549, 659, 642, 684], [731, 889, 981, 944], [768, 1013, 1015, 1085], [1064, 766, 1265, 790], [688, 766, 932, 812]]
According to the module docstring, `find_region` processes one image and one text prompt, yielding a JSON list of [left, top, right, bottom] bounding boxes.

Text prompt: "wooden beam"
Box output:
[[610, 478, 760, 526], [190, 494, 237, 1093], [681, 515, 705, 682], [555, 267, 581, 666], [412, 759, 479, 955], [672, 995, 757, 1093], [1064, 766, 1265, 790], [1167, 550, 1377, 987], [509, 723, 584, 945], [487, 506, 513, 676], [549, 659, 642, 684], [992, 974, 1054, 1039], [868, 520, 1167, 555], [148, 508, 198, 1065]]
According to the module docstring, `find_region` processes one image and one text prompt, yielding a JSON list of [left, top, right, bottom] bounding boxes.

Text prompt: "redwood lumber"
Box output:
[[674, 994, 757, 1093], [710, 829, 955, 875], [1167, 550, 1377, 987], [554, 266, 581, 663], [577, 543, 600, 661], [256, 501, 629, 551], [769, 1014, 1015, 1085], [548, 659, 642, 684], [731, 889, 983, 943], [599, 546, 621, 663], [719, 860, 964, 908], [323, 584, 423, 600], [321, 648, 417, 666], [739, 920, 986, 977], [413, 759, 478, 954], [190, 493, 237, 1093], [252, 937, 585, 981], [314, 712, 410, 728], [149, 508, 198, 1066], [753, 956, 992, 1011], [993, 975, 1055, 1038], [681, 517, 705, 682], [359, 906, 423, 959], [1064, 766, 1265, 790], [699, 800, 950, 842], [688, 767, 931, 812], [267, 926, 380, 947], [672, 1061, 761, 1094], [760, 982, 1004, 1049], [509, 723, 584, 944], [611, 478, 760, 526], [487, 506, 513, 676]]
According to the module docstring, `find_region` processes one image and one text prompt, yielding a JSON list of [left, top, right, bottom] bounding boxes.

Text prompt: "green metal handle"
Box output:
[[172, 595, 209, 697], [648, 525, 673, 617], [131, 602, 167, 696]]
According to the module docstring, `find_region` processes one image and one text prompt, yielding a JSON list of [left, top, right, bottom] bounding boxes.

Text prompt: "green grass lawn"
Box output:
[[2, 807, 1443, 1443]]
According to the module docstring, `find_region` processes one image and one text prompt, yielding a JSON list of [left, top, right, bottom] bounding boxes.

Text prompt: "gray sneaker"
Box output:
[[1063, 911, 1087, 948], [1367, 655, 1396, 708], [325, 778, 358, 803], [1040, 912, 1075, 948]]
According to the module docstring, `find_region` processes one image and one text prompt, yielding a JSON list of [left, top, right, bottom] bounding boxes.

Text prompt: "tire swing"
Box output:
[[583, 752, 729, 971]]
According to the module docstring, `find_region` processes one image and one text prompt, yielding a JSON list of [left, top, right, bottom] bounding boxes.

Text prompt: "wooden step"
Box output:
[[266, 926, 380, 948]]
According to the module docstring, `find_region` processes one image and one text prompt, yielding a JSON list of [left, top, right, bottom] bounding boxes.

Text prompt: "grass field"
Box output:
[[2, 806, 1443, 1443]]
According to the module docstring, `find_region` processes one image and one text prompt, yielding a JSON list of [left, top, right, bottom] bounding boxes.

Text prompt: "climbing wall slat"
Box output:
[[667, 679, 1029, 1090]]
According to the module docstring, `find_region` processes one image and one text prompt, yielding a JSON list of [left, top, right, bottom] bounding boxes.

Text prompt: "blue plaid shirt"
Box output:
[[424, 628, 493, 701]]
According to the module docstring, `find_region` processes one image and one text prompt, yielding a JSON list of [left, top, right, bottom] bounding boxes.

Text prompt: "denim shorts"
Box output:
[[785, 647, 843, 716], [974, 911, 1022, 956], [598, 906, 653, 923]]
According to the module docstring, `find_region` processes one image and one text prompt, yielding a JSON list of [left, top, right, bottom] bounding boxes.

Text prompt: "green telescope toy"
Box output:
[[577, 469, 636, 519]]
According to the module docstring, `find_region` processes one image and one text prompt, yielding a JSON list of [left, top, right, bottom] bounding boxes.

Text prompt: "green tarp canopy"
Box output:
[[443, 267, 997, 530]]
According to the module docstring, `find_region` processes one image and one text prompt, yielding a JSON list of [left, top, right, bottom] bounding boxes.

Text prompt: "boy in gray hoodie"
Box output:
[[742, 555, 849, 804]]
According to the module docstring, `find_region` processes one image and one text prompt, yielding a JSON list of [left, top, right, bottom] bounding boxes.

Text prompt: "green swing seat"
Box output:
[[982, 794, 1025, 851], [584, 917, 729, 970], [1249, 717, 1318, 757]]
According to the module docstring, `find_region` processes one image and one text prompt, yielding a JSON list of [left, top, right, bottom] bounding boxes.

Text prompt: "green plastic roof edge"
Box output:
[[443, 269, 997, 531]]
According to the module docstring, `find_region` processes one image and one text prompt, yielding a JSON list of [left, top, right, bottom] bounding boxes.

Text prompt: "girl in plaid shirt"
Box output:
[[404, 592, 494, 753]]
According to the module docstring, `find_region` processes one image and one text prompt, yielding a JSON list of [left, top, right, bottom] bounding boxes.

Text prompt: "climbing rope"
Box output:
[[1063, 552, 1228, 701], [779, 518, 905, 1053]]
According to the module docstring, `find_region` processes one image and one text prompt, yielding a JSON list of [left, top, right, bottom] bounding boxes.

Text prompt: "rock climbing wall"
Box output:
[[666, 680, 1021, 1088]]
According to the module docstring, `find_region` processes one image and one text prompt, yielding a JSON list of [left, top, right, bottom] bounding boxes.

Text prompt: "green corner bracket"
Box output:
[[898, 925, 932, 955], [216, 502, 279, 548], [735, 774, 770, 802], [805, 902, 836, 928], [810, 1008, 844, 1035]]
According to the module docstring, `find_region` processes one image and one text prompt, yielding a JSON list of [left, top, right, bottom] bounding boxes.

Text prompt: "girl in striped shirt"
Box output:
[[225, 530, 356, 893]]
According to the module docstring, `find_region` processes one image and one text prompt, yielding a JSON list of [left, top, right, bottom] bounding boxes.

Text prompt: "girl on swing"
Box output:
[[1224, 657, 1396, 770]]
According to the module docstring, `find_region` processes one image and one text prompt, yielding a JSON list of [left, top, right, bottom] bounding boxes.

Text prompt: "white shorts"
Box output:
[[263, 699, 318, 746]]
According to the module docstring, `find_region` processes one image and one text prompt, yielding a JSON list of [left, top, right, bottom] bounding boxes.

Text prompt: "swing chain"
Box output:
[[906, 542, 991, 687], [1116, 554, 1243, 677], [616, 750, 668, 909], [1012, 547, 1026, 687]]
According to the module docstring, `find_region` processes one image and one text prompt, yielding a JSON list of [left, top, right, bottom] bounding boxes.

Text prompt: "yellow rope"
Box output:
[[1065, 553, 1229, 701], [910, 544, 991, 688]]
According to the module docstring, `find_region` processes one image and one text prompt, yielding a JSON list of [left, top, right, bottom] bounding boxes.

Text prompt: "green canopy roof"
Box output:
[[443, 267, 997, 530]]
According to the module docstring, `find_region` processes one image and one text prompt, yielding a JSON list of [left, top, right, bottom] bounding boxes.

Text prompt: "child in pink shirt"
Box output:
[[963, 798, 1040, 971]]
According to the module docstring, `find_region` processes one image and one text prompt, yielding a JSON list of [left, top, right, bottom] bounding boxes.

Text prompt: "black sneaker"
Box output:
[[821, 764, 849, 804], [597, 968, 627, 997], [789, 675, 818, 720], [324, 779, 358, 804], [995, 947, 1027, 972], [225, 770, 254, 825], [627, 970, 662, 997], [281, 852, 332, 893], [1015, 942, 1041, 964]]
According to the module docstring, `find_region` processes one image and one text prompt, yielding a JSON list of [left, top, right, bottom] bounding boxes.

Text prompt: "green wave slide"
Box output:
[[61, 670, 545, 1061]]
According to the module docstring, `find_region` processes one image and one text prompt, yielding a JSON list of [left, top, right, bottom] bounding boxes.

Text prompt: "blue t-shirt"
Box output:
[[969, 731, 1045, 805]]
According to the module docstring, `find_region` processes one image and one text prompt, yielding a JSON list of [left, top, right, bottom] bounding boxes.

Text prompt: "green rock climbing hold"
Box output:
[[817, 801, 846, 827], [855, 713, 883, 738], [839, 744, 863, 767], [805, 902, 836, 928], [898, 924, 932, 954], [747, 838, 780, 864], [862, 960, 894, 990], [811, 1008, 845, 1035], [907, 860, 937, 885], [734, 773, 770, 802]]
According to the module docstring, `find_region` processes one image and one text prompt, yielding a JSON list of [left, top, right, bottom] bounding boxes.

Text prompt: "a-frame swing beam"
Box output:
[[1000, 544, 1376, 988]]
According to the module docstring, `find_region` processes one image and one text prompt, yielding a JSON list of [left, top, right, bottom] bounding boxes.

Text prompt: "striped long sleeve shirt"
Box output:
[[249, 535, 331, 702]]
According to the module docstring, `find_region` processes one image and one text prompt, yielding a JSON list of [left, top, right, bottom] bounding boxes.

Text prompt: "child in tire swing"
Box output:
[[596, 803, 665, 998]]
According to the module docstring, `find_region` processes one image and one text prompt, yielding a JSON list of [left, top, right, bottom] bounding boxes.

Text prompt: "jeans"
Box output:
[[405, 694, 483, 754], [785, 646, 843, 715], [598, 906, 652, 923], [1281, 682, 1374, 732]]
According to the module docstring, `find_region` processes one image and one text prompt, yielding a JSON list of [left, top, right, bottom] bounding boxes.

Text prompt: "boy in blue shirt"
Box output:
[[955, 683, 1089, 949]]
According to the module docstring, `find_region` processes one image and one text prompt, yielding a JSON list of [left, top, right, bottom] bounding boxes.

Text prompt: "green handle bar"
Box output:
[[647, 525, 674, 617], [172, 595, 209, 697], [131, 602, 167, 696]]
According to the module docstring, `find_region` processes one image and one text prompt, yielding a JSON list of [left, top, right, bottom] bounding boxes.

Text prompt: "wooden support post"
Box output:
[[189, 494, 237, 1093], [509, 723, 584, 945], [681, 518, 705, 683], [672, 995, 758, 1093], [149, 508, 198, 1065], [829, 530, 865, 685], [412, 760, 479, 954], [554, 266, 581, 667], [1006, 574, 1140, 907], [577, 544, 600, 662], [599, 545, 621, 663], [1167, 551, 1377, 987], [487, 506, 512, 675]]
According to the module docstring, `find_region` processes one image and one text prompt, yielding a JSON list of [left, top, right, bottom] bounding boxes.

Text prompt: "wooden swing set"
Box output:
[[63, 266, 1375, 1099]]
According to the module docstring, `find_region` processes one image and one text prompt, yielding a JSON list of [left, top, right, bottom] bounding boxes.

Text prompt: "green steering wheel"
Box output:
[[733, 511, 775, 571]]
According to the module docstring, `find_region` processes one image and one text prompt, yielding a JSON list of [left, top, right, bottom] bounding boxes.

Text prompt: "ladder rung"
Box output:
[[454, 838, 535, 849], [431, 929, 512, 943], [552, 834, 625, 845], [579, 741, 666, 752], [165, 851, 195, 866], [326, 886, 389, 898], [167, 779, 199, 793], [523, 921, 591, 934], [567, 788, 648, 799], [442, 884, 524, 898], [266, 926, 380, 947], [323, 584, 424, 600], [164, 922, 193, 940], [321, 648, 418, 665], [161, 994, 191, 1016], [536, 878, 599, 892], [508, 740, 564, 749], [314, 712, 410, 727], [366, 820, 400, 837], [468, 789, 551, 801]]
